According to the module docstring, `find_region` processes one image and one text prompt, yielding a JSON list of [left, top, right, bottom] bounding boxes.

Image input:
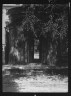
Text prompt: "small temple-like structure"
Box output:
[[2, 4, 68, 67], [5, 4, 51, 64]]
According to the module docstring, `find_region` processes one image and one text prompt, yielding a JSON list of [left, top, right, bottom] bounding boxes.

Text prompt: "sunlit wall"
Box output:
[[2, 8, 9, 49], [2, 4, 23, 49], [2, 6, 10, 64]]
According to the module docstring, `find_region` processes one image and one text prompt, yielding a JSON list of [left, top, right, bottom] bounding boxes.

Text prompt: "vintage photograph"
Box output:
[[2, 4, 68, 92]]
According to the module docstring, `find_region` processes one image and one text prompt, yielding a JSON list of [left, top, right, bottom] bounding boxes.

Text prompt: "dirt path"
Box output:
[[2, 64, 68, 92]]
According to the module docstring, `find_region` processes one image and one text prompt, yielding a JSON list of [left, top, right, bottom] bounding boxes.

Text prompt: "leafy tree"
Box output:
[[6, 4, 68, 66]]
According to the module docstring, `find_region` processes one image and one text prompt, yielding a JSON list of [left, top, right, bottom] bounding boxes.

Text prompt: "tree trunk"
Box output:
[[5, 31, 10, 64], [57, 38, 62, 66]]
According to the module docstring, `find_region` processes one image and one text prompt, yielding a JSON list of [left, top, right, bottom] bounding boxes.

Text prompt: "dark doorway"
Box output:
[[33, 39, 40, 63]]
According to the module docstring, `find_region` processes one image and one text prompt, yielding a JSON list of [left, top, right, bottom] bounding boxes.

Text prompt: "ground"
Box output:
[[2, 63, 68, 92]]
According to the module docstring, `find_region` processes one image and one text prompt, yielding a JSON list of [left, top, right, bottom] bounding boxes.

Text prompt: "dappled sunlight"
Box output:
[[13, 74, 68, 92], [2, 4, 68, 92], [2, 64, 68, 92]]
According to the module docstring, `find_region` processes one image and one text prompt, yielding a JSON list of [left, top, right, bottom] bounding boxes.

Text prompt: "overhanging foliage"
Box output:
[[6, 4, 68, 66]]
